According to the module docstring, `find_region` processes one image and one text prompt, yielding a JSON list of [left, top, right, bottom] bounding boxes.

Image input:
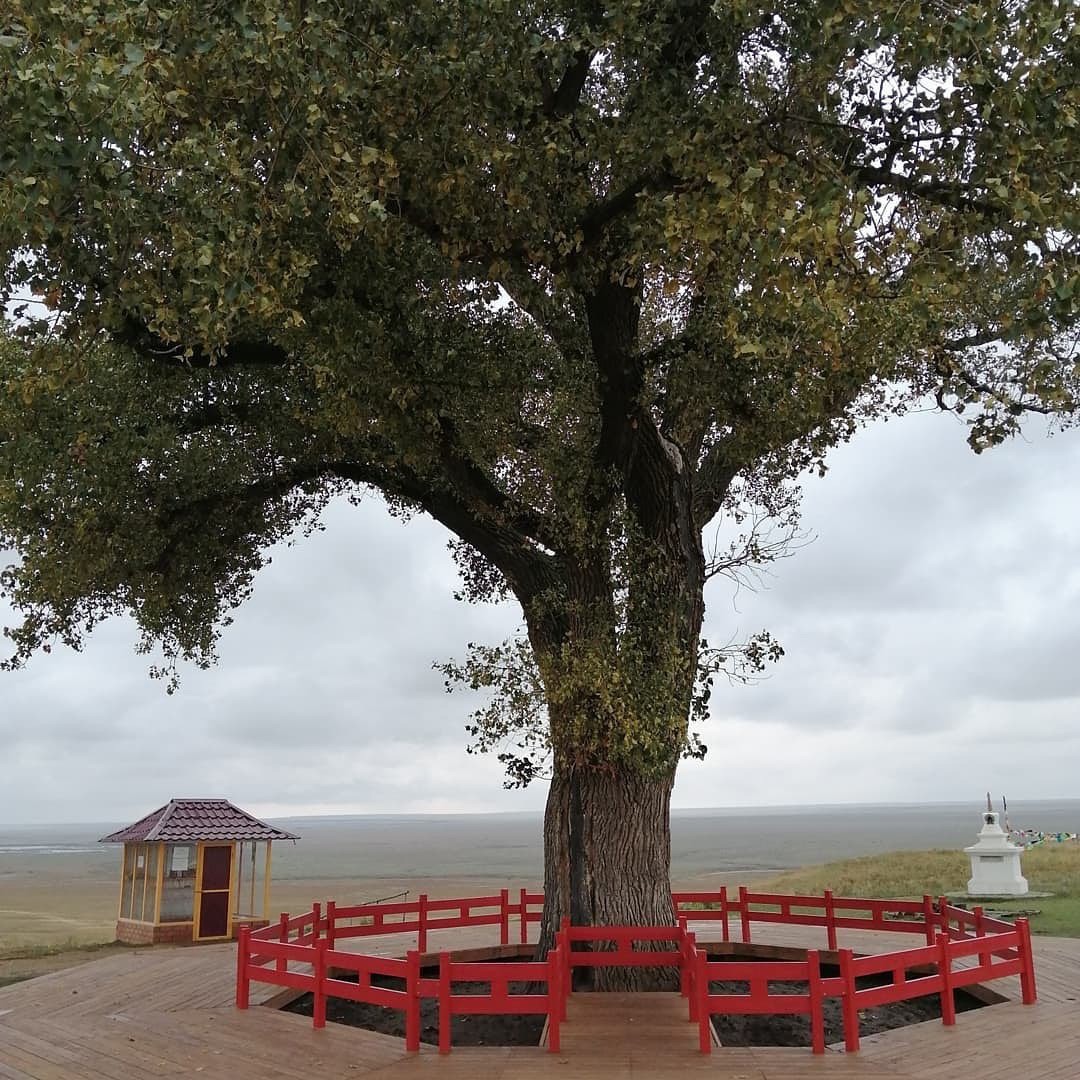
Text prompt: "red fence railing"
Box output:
[[317, 948, 418, 1046], [687, 937, 830, 1054], [672, 886, 947, 949], [430, 949, 564, 1053], [557, 922, 684, 973], [235, 889, 1036, 1055]]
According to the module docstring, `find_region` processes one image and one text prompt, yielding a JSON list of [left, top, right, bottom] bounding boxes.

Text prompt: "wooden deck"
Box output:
[[1, 919, 1078, 1079]]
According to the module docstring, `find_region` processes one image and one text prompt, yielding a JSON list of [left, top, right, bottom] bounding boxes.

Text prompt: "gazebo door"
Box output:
[[195, 844, 234, 939]]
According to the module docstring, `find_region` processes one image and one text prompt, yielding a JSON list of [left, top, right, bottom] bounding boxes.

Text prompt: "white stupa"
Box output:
[[965, 794, 1028, 897]]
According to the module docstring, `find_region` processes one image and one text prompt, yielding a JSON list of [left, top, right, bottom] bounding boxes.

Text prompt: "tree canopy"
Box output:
[[1, 3, 1078, 895]]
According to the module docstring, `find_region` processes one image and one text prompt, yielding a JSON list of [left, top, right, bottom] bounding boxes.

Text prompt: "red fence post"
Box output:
[[235, 925, 250, 1009], [277, 913, 288, 974], [696, 948, 711, 1054], [418, 894, 428, 954], [312, 901, 321, 944], [1017, 918, 1037, 1004], [406, 950, 421, 1052], [807, 949, 825, 1055], [547, 947, 561, 1053], [938, 895, 951, 940], [684, 932, 698, 1021], [499, 888, 510, 946], [824, 889, 838, 952], [720, 885, 730, 944], [677, 920, 689, 999], [558, 937, 568, 1020], [839, 948, 860, 1052], [937, 932, 956, 1026], [973, 906, 984, 938], [738, 885, 751, 943], [560, 916, 572, 997], [922, 894, 935, 946], [313, 939, 328, 1030], [519, 887, 529, 945], [326, 900, 336, 949], [438, 951, 451, 1055]]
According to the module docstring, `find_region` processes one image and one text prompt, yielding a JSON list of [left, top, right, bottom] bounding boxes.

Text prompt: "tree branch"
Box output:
[[433, 417, 562, 553], [113, 317, 290, 369], [536, 1, 604, 119], [498, 265, 583, 356], [585, 278, 645, 483], [547, 47, 595, 117], [934, 353, 1064, 417], [693, 375, 866, 524], [692, 446, 739, 524], [653, 0, 716, 73], [146, 462, 327, 578], [391, 192, 534, 270], [941, 328, 1007, 351], [577, 168, 666, 250], [850, 164, 1003, 219], [332, 456, 556, 592]]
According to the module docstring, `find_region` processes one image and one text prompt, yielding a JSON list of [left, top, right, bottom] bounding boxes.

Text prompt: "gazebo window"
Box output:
[[140, 845, 158, 922], [119, 843, 159, 922], [121, 844, 138, 918], [160, 844, 197, 922], [234, 841, 268, 920]]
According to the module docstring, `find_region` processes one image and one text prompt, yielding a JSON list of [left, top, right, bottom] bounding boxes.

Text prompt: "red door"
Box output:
[[197, 845, 232, 938]]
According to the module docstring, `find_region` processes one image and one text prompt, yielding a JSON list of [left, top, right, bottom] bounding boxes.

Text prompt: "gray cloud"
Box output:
[[696, 409, 1080, 801], [2, 406, 1078, 824]]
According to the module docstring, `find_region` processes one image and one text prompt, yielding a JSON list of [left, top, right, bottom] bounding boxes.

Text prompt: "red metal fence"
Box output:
[[235, 888, 1036, 1055]]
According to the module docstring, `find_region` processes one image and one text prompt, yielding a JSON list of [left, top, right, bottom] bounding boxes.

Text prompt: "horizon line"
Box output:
[[5, 794, 1079, 829]]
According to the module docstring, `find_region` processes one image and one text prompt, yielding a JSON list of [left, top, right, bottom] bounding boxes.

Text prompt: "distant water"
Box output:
[[0, 845, 99, 855], [2, 800, 1077, 882]]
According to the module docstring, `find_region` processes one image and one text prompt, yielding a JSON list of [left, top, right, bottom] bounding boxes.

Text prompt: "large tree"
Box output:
[[1, 1, 1077, 983]]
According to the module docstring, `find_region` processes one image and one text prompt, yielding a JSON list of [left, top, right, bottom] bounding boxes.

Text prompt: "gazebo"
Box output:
[[99, 798, 298, 946]]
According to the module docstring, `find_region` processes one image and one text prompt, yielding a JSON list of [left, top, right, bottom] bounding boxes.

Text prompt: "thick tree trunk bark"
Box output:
[[538, 758, 678, 990]]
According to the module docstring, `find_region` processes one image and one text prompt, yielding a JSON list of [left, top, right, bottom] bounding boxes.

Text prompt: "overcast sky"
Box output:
[[1, 405, 1077, 826]]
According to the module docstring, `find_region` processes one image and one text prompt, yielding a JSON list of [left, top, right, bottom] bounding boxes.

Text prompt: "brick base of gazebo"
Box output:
[[117, 917, 270, 946]]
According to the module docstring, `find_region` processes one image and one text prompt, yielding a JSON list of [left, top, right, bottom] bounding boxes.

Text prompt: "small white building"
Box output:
[[965, 809, 1028, 897]]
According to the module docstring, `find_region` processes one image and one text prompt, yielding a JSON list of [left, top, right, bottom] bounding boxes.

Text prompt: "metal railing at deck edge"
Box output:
[[235, 888, 1037, 1055]]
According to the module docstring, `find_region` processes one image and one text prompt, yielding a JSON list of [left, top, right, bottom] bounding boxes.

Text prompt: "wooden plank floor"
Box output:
[[557, 991, 702, 1055], [2, 917, 1077, 1078]]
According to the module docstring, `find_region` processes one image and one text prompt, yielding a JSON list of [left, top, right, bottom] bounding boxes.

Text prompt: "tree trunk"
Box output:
[[516, 285, 706, 990], [538, 758, 678, 990]]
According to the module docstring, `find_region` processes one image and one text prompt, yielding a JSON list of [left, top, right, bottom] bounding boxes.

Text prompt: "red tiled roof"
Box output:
[[99, 799, 299, 843]]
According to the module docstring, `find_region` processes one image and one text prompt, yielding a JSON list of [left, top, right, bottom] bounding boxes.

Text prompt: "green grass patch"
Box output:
[[755, 846, 1080, 937], [0, 938, 118, 962]]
